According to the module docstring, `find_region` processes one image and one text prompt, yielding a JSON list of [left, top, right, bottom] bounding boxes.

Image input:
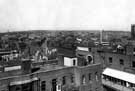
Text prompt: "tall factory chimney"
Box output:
[[131, 24, 135, 40]]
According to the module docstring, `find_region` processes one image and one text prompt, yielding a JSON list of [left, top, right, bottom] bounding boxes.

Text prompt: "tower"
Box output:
[[131, 24, 135, 40]]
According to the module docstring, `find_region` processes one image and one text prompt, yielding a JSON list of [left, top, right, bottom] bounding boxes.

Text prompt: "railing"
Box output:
[[102, 79, 135, 91]]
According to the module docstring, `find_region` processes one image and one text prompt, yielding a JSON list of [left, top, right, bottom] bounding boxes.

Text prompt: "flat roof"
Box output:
[[103, 68, 135, 84], [0, 63, 101, 81], [37, 64, 66, 72]]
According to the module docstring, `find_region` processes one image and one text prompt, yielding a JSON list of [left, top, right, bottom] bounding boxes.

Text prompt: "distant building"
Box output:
[[131, 24, 135, 40]]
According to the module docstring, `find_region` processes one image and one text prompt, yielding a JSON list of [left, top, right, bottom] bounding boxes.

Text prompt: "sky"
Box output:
[[0, 0, 135, 32]]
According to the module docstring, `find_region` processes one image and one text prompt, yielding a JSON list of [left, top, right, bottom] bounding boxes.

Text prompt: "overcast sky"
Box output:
[[0, 0, 135, 32]]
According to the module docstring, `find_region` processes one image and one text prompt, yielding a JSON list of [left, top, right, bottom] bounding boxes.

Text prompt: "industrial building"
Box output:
[[93, 25, 135, 91], [0, 47, 102, 91]]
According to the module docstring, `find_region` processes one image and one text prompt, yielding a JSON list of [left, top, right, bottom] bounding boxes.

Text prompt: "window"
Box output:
[[132, 61, 135, 68], [133, 48, 135, 52], [88, 73, 91, 81], [71, 75, 74, 83], [41, 81, 46, 91], [109, 57, 112, 63], [103, 75, 129, 87], [101, 55, 105, 60], [89, 48, 91, 52], [73, 59, 76, 66], [22, 84, 30, 91], [16, 87, 21, 91], [130, 83, 135, 88], [82, 75, 86, 84], [95, 88, 98, 91], [120, 59, 124, 65], [57, 85, 61, 90], [62, 76, 66, 85], [87, 56, 93, 64], [95, 72, 98, 81]]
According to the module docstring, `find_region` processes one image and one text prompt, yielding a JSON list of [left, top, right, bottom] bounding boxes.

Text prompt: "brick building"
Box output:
[[94, 41, 135, 91], [0, 48, 102, 91]]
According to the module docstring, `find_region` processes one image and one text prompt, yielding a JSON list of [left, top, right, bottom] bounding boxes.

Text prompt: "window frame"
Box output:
[[119, 59, 124, 65], [88, 73, 91, 81], [82, 75, 86, 84], [62, 76, 66, 85], [132, 61, 135, 68], [109, 57, 112, 64], [41, 81, 46, 91]]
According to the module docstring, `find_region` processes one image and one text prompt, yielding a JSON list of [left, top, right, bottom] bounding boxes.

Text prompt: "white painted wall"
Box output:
[[57, 84, 61, 91], [64, 57, 77, 66]]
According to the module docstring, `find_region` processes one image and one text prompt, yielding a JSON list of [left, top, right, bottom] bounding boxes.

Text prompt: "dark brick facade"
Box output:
[[0, 63, 102, 91]]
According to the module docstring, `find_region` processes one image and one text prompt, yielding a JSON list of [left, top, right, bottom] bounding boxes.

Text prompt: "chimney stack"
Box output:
[[21, 59, 32, 74], [57, 54, 64, 66], [126, 43, 133, 55]]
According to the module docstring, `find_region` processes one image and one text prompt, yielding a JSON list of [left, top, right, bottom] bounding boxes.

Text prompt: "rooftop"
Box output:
[[77, 47, 89, 52], [0, 62, 101, 81], [36, 64, 65, 72], [57, 48, 76, 58]]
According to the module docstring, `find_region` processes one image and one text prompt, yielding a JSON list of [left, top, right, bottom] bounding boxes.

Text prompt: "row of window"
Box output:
[[41, 72, 99, 91], [6, 72, 99, 91], [41, 75, 74, 91], [109, 57, 135, 68], [82, 72, 99, 84], [62, 75, 74, 85], [103, 75, 135, 88], [109, 57, 124, 65], [14, 83, 31, 91], [8, 76, 73, 91]]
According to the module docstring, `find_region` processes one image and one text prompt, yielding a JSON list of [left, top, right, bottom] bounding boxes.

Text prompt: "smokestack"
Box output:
[[100, 30, 103, 44], [21, 59, 32, 74], [131, 24, 135, 40], [57, 54, 64, 66]]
